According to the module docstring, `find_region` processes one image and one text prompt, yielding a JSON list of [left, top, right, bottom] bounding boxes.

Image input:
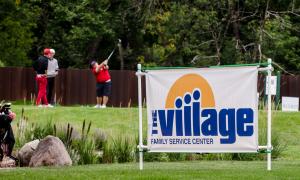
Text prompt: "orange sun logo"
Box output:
[[165, 74, 215, 108]]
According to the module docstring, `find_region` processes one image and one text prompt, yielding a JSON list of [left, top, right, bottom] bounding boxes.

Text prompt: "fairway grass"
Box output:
[[11, 105, 147, 137], [0, 161, 300, 179]]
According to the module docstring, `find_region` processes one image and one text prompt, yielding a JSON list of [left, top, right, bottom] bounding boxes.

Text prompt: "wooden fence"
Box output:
[[0, 67, 145, 107], [0, 67, 299, 108]]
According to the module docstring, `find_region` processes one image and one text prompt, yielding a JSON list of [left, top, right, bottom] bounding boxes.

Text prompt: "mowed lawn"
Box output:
[[11, 105, 147, 137], [1, 105, 299, 179], [1, 161, 300, 179]]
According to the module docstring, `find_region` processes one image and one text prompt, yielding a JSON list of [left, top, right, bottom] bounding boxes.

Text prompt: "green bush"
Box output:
[[271, 133, 287, 159], [167, 153, 186, 161], [55, 123, 74, 148], [24, 121, 55, 141], [72, 139, 98, 165], [72, 120, 98, 165], [94, 128, 108, 151], [101, 141, 115, 163], [112, 135, 135, 163]]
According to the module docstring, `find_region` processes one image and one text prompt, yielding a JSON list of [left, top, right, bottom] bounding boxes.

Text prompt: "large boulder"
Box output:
[[18, 139, 40, 166], [29, 135, 72, 167]]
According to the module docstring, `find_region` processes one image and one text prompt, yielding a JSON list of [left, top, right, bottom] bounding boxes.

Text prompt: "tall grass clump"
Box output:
[[15, 108, 28, 148], [15, 109, 56, 148], [102, 134, 136, 163], [32, 120, 55, 139], [112, 135, 135, 163], [55, 123, 80, 164], [258, 111, 287, 159], [72, 120, 98, 165], [101, 141, 115, 163], [94, 128, 107, 151]]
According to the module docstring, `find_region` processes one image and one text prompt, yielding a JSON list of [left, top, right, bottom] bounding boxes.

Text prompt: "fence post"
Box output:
[[275, 71, 281, 109]]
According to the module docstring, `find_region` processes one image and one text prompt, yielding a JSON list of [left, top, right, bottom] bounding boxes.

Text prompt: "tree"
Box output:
[[0, 0, 299, 71], [0, 0, 36, 67]]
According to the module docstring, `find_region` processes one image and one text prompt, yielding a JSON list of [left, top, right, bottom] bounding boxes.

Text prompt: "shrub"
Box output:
[[23, 121, 55, 141], [167, 153, 186, 161], [271, 132, 286, 159], [15, 108, 28, 148], [101, 141, 115, 163], [72, 120, 98, 165], [72, 139, 98, 165], [112, 135, 135, 163], [94, 128, 108, 151]]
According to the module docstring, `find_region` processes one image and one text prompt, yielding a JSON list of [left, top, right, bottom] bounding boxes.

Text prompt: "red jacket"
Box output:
[[92, 67, 111, 83]]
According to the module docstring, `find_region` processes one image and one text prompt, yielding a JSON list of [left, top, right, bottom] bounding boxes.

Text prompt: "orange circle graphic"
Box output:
[[165, 74, 215, 108]]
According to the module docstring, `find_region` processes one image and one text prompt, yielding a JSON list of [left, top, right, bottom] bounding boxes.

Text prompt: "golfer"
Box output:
[[90, 59, 111, 108]]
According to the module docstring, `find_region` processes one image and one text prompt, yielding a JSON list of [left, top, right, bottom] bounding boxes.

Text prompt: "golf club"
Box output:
[[106, 39, 121, 64]]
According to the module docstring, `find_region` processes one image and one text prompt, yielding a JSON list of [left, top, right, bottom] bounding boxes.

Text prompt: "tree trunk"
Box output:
[[118, 41, 124, 70]]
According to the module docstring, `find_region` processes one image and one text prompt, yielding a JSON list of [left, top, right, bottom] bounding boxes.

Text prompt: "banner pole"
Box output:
[[137, 64, 144, 170], [267, 58, 272, 171]]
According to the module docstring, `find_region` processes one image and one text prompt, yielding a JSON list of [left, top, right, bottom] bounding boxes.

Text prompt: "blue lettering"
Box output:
[[184, 94, 192, 136], [158, 110, 174, 136], [184, 106, 192, 136], [201, 109, 218, 136], [175, 109, 183, 136], [193, 102, 201, 136], [219, 109, 236, 144], [153, 89, 255, 144], [237, 108, 254, 136], [151, 110, 158, 135], [175, 98, 183, 136]]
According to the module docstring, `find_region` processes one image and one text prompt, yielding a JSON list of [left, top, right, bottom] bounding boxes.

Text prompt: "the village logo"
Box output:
[[151, 74, 254, 144]]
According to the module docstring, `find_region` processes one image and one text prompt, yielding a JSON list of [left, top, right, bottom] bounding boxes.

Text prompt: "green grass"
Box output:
[[11, 105, 147, 137], [4, 105, 300, 179], [0, 161, 300, 179]]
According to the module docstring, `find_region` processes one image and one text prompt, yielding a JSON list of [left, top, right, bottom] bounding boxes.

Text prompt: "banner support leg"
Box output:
[[267, 58, 272, 171], [137, 64, 143, 170]]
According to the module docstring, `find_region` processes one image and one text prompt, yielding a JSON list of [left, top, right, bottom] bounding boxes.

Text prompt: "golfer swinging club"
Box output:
[[90, 58, 111, 108]]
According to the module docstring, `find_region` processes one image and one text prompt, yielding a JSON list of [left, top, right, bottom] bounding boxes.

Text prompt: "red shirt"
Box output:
[[92, 66, 111, 83]]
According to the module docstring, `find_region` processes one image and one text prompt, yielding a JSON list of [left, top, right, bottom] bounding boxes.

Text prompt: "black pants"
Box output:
[[0, 126, 15, 159], [47, 77, 55, 104]]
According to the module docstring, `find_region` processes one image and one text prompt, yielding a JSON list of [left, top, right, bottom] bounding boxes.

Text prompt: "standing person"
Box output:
[[90, 59, 112, 108], [33, 48, 52, 107], [47, 49, 59, 105]]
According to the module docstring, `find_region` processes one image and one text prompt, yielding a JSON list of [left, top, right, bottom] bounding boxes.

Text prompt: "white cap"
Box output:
[[50, 49, 55, 54]]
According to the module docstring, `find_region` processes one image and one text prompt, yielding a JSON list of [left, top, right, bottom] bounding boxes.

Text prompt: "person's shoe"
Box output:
[[94, 104, 100, 108], [37, 104, 43, 108], [46, 104, 54, 108], [101, 105, 106, 108]]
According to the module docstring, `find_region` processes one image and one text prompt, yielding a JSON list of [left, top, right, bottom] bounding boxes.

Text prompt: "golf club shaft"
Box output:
[[105, 39, 121, 63], [107, 49, 115, 61]]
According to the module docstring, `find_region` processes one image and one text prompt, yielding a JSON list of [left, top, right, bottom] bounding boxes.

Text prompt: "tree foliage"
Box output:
[[0, 0, 299, 71]]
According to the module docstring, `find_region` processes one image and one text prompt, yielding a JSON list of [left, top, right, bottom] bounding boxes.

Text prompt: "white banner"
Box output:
[[282, 96, 299, 112], [265, 76, 277, 95], [146, 67, 258, 152]]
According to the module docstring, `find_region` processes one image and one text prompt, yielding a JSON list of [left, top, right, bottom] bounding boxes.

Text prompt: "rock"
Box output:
[[29, 135, 72, 167], [0, 156, 16, 168], [18, 139, 40, 166]]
